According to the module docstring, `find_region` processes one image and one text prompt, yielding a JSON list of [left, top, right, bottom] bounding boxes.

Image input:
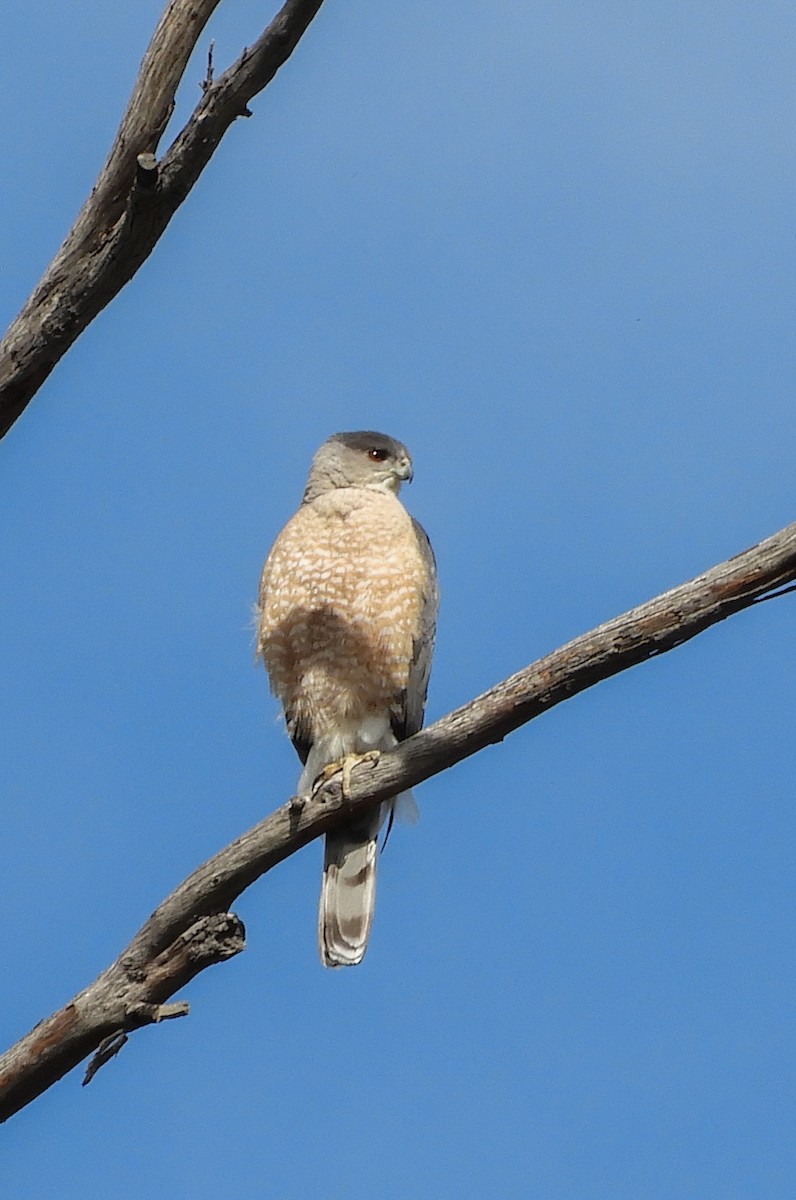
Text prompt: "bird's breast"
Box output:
[[258, 489, 427, 735]]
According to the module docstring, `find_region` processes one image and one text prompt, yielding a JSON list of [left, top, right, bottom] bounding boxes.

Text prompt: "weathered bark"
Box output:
[[1, 519, 793, 1123], [0, 0, 325, 439]]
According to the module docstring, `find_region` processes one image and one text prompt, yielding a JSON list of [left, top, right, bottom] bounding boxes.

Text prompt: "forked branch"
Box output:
[[1, 519, 794, 1123], [0, 0, 325, 439]]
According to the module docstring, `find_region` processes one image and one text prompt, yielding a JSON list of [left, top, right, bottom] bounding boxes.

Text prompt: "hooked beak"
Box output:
[[396, 456, 414, 483]]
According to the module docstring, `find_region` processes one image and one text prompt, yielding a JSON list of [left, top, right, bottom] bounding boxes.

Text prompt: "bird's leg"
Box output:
[[312, 751, 381, 800]]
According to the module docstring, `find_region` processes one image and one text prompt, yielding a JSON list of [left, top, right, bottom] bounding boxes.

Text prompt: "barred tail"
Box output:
[[318, 811, 382, 967]]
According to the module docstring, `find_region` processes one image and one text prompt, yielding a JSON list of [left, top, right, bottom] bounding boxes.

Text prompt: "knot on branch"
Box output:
[[147, 912, 246, 991], [184, 911, 247, 964]]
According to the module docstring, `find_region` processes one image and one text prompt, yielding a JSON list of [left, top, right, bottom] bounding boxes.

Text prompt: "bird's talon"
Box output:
[[312, 751, 381, 800], [342, 749, 380, 798]]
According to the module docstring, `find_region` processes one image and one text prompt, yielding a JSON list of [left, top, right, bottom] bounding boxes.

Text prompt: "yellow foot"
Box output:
[[312, 750, 381, 799]]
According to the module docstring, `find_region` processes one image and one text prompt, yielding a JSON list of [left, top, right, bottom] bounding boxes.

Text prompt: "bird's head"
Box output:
[[303, 431, 413, 501]]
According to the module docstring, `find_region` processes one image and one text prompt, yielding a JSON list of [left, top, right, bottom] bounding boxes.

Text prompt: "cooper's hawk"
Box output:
[[257, 431, 438, 967]]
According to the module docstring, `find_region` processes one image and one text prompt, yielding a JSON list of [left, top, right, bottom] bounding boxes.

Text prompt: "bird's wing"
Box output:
[[391, 517, 439, 741]]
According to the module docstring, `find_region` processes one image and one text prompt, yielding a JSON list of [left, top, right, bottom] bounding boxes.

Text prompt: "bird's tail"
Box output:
[[318, 808, 384, 967]]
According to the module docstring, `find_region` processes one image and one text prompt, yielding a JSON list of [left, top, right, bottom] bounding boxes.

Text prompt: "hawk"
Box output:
[[257, 431, 438, 967]]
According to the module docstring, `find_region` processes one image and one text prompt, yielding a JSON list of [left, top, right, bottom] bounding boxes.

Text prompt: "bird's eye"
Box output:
[[368, 447, 390, 462]]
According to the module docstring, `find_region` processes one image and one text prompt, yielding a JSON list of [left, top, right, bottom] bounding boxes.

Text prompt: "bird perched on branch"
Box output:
[[257, 431, 438, 966]]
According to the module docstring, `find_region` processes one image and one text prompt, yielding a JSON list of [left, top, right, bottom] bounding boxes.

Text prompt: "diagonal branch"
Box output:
[[0, 0, 325, 439], [1, 519, 794, 1123]]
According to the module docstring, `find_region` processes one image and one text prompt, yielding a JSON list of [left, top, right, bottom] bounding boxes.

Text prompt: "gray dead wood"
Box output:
[[0, 519, 794, 1123], [0, 0, 325, 439]]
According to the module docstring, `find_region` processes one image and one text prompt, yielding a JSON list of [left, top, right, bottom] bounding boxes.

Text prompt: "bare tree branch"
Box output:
[[1, 519, 793, 1123], [0, 0, 325, 439]]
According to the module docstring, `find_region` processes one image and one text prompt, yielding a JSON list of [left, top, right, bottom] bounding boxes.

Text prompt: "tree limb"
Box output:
[[1, 519, 794, 1123], [0, 0, 325, 439]]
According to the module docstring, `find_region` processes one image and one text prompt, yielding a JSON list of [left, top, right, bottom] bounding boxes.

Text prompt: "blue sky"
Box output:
[[2, 2, 794, 1196]]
